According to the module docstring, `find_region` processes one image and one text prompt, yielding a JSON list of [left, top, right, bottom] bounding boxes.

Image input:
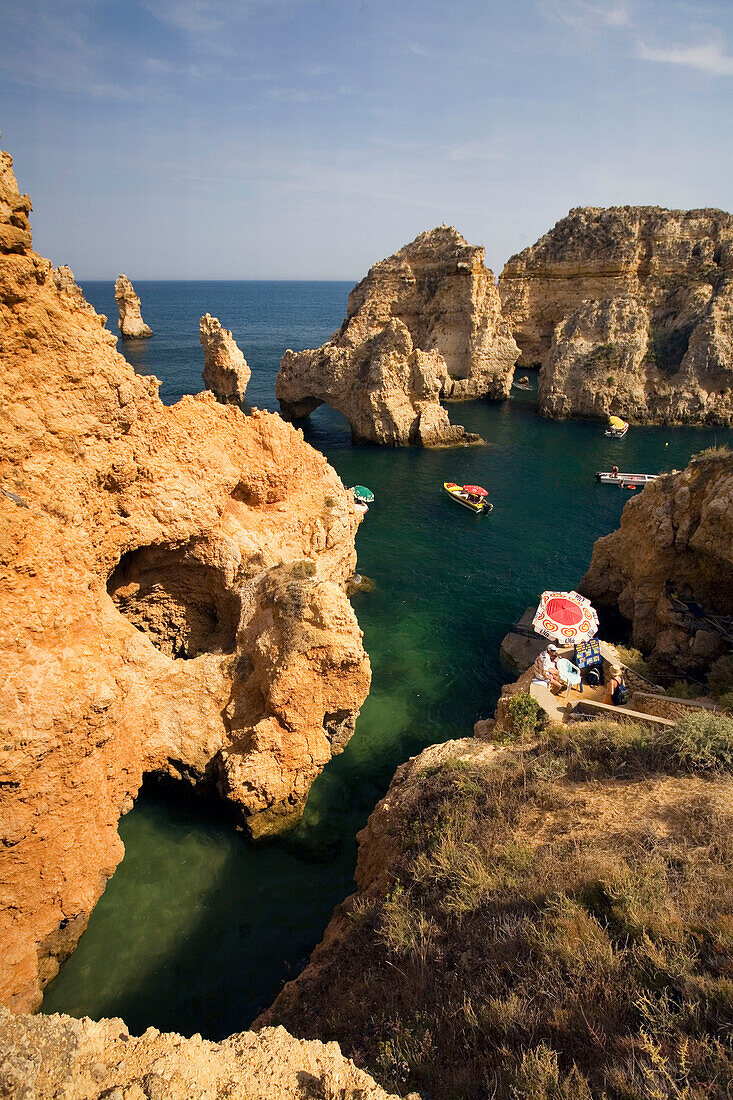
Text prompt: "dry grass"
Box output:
[[265, 717, 733, 1099]]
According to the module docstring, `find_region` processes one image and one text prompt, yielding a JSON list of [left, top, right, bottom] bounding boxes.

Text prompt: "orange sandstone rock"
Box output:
[[0, 144, 370, 1014]]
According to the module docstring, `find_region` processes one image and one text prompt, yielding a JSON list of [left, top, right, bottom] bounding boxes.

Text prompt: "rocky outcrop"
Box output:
[[115, 274, 153, 339], [257, 731, 733, 1099], [499, 207, 733, 425], [200, 313, 251, 403], [0, 142, 32, 255], [276, 226, 519, 446], [0, 139, 370, 1014], [579, 450, 733, 680], [0, 1009, 402, 1100]]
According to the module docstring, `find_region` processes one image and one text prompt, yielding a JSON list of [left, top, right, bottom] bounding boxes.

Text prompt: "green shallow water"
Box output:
[[41, 284, 730, 1038]]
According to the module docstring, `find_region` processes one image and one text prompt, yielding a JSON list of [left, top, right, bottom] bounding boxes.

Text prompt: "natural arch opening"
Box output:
[[107, 543, 240, 659]]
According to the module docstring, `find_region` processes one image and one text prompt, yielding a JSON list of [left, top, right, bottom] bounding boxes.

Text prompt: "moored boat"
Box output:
[[595, 470, 658, 487], [604, 415, 629, 438], [443, 482, 493, 514]]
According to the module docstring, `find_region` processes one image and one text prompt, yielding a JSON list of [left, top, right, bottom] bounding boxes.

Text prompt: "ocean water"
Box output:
[[41, 282, 729, 1038]]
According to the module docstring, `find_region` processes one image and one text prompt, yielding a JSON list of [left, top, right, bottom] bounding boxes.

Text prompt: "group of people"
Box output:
[[532, 643, 627, 705]]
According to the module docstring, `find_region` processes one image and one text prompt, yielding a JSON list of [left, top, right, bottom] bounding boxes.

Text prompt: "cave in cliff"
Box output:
[[107, 543, 241, 659]]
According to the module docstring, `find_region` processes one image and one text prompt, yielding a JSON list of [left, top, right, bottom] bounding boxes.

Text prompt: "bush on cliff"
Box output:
[[266, 721, 733, 1100]]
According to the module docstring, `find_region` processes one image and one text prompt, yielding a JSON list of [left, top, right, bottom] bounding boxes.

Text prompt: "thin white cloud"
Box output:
[[448, 141, 508, 163], [540, 0, 633, 31], [637, 39, 733, 76]]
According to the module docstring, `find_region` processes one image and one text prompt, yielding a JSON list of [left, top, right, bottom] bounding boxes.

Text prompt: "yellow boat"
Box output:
[[443, 482, 493, 514], [605, 415, 629, 438]]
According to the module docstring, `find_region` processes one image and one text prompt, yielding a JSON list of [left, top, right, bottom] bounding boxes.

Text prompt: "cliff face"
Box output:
[[276, 226, 519, 446], [579, 450, 733, 680], [200, 313, 251, 402], [0, 142, 370, 1014], [0, 1010, 401, 1100], [115, 274, 153, 339], [499, 207, 733, 425]]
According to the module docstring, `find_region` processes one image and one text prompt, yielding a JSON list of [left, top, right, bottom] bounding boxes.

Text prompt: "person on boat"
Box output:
[[611, 465, 619, 478], [604, 664, 629, 706], [533, 643, 564, 695]]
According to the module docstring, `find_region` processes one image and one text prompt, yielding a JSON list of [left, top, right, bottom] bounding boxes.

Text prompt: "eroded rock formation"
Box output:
[[0, 139, 370, 1014], [115, 273, 153, 339], [277, 226, 519, 446], [200, 312, 251, 402], [0, 136, 32, 255], [499, 207, 733, 424], [0, 1009, 401, 1100], [579, 450, 733, 679]]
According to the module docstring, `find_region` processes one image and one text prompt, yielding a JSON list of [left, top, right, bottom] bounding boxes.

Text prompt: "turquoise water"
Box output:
[[41, 283, 729, 1038]]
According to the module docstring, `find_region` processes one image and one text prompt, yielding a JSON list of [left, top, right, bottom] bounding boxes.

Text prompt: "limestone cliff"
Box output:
[[200, 313, 251, 403], [276, 226, 519, 446], [0, 140, 370, 1014], [115, 274, 153, 339], [579, 449, 733, 680], [0, 137, 32, 255], [0, 1009, 403, 1100], [499, 206, 733, 425]]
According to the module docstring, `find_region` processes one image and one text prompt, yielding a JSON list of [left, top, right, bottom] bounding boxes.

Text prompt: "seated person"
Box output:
[[533, 643, 564, 695]]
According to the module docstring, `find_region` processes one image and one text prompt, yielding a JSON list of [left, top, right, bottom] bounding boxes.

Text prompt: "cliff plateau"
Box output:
[[200, 313, 251, 403], [276, 226, 519, 446], [0, 140, 370, 1015], [499, 207, 733, 425], [579, 449, 733, 680]]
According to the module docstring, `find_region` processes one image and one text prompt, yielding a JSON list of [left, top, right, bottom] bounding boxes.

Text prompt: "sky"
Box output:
[[1, 0, 732, 279]]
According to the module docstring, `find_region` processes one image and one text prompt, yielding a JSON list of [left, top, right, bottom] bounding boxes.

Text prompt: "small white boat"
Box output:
[[596, 470, 658, 487]]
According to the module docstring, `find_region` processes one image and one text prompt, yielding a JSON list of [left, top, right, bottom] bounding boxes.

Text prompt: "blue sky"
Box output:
[[1, 0, 732, 279]]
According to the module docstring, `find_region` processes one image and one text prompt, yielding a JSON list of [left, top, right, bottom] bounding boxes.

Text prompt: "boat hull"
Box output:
[[596, 472, 658, 486], [443, 482, 493, 514]]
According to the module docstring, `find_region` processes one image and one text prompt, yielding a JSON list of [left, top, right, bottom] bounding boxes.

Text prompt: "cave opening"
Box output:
[[107, 542, 241, 659]]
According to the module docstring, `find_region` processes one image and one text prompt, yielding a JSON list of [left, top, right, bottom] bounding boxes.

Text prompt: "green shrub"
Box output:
[[660, 710, 733, 773], [718, 691, 733, 713], [615, 645, 653, 680], [505, 691, 544, 742], [666, 680, 702, 699], [607, 375, 615, 387]]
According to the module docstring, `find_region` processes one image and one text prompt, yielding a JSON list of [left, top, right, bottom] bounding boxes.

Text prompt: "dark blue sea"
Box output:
[[41, 281, 729, 1038]]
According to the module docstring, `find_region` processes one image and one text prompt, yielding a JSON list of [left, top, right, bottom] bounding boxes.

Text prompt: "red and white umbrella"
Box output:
[[532, 590, 599, 644]]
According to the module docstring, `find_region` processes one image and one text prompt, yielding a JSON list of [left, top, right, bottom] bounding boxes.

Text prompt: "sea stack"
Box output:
[[499, 206, 733, 425], [114, 273, 153, 339], [276, 226, 519, 446], [0, 133, 370, 1014], [200, 312, 251, 403]]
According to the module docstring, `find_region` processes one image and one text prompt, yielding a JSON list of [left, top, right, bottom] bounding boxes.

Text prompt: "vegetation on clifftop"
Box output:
[[267, 716, 733, 1100]]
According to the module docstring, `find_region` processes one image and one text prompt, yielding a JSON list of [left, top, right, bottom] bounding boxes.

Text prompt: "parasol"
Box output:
[[532, 590, 599, 644], [463, 485, 488, 496], [352, 485, 374, 503], [608, 416, 627, 429]]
